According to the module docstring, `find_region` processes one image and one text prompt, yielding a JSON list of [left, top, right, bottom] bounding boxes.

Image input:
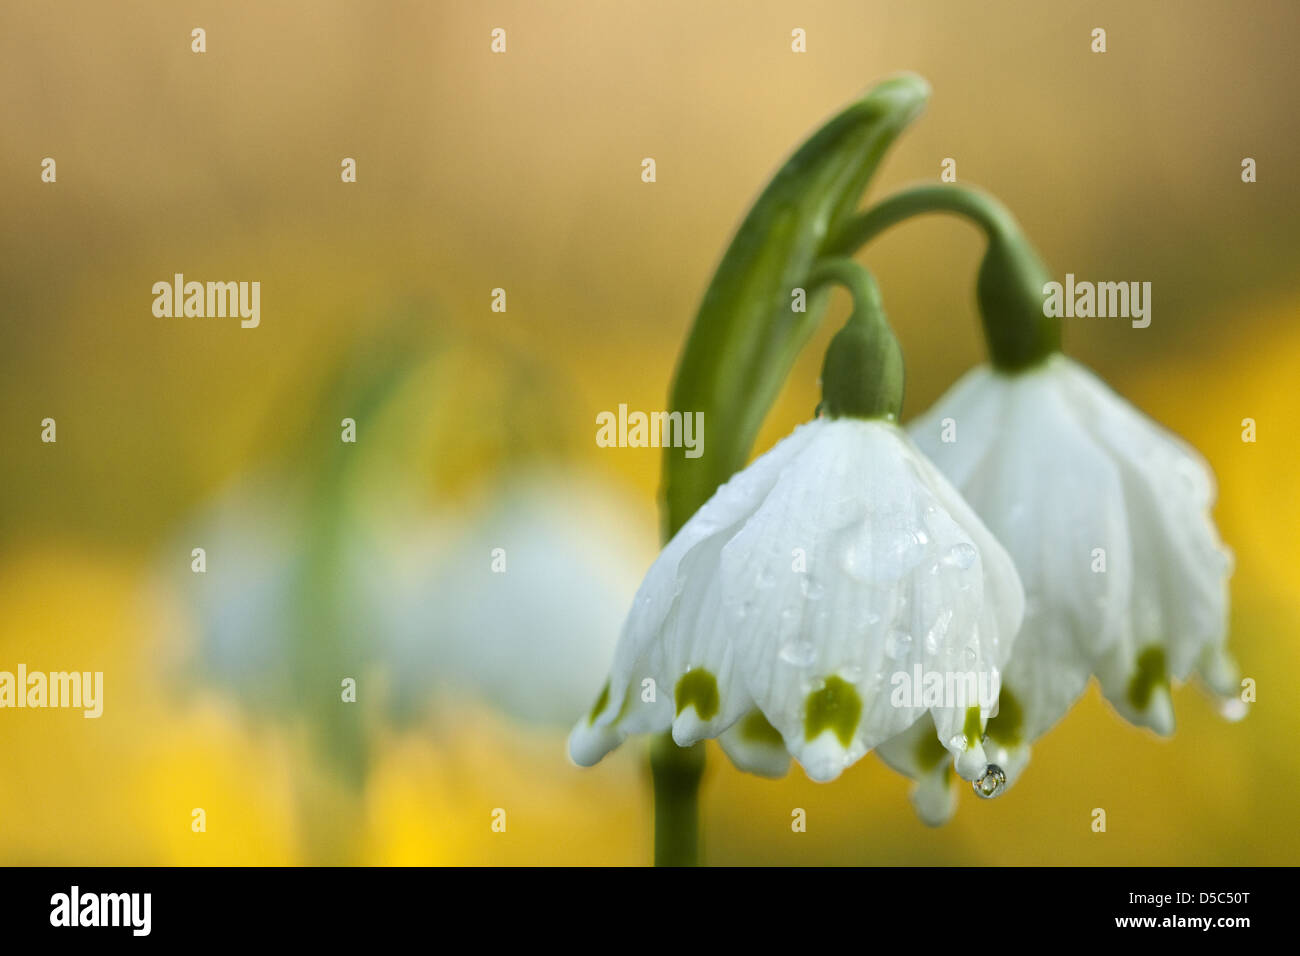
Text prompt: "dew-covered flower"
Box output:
[[908, 353, 1238, 792], [569, 414, 1025, 786]]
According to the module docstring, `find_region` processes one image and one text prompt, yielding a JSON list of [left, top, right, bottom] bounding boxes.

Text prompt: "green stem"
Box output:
[[822, 184, 1060, 372], [823, 182, 1018, 250], [650, 731, 705, 866]]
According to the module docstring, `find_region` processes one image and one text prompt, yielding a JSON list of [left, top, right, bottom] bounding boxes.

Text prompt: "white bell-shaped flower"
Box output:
[[908, 353, 1237, 790], [570, 412, 1026, 784], [571, 265, 1027, 789]]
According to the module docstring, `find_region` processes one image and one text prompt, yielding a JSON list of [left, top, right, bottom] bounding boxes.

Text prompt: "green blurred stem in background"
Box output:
[[823, 184, 1060, 372]]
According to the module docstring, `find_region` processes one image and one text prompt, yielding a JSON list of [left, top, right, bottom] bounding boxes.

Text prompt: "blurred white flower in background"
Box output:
[[353, 472, 656, 728], [159, 469, 655, 743]]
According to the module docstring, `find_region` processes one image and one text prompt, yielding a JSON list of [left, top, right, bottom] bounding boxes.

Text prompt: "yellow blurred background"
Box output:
[[2, 1, 1297, 864]]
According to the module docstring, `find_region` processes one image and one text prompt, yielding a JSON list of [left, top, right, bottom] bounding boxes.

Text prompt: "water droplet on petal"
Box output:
[[942, 542, 978, 570], [973, 764, 1007, 798], [779, 640, 817, 667], [801, 578, 825, 601], [842, 525, 929, 583], [925, 609, 954, 656]]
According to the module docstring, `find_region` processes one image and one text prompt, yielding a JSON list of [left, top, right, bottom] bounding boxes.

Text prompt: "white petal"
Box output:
[[718, 710, 793, 778], [912, 359, 1132, 747], [905, 365, 1006, 489], [1058, 358, 1231, 729], [567, 719, 624, 768], [577, 420, 825, 762], [875, 715, 958, 826], [721, 419, 1020, 783]]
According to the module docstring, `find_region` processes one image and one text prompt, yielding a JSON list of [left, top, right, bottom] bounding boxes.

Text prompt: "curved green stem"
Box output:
[[823, 184, 1060, 372], [823, 183, 1017, 252], [806, 257, 886, 311], [650, 732, 705, 866]]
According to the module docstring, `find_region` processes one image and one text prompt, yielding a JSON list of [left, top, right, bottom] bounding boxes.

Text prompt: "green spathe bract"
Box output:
[[662, 74, 930, 539]]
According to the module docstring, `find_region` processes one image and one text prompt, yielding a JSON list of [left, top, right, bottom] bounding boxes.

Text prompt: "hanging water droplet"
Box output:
[[779, 640, 817, 667], [973, 765, 1007, 799], [947, 734, 968, 751], [1216, 695, 1248, 722], [942, 542, 978, 570]]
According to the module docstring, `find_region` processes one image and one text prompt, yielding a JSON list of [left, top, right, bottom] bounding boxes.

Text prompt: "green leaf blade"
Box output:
[[663, 74, 930, 539]]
